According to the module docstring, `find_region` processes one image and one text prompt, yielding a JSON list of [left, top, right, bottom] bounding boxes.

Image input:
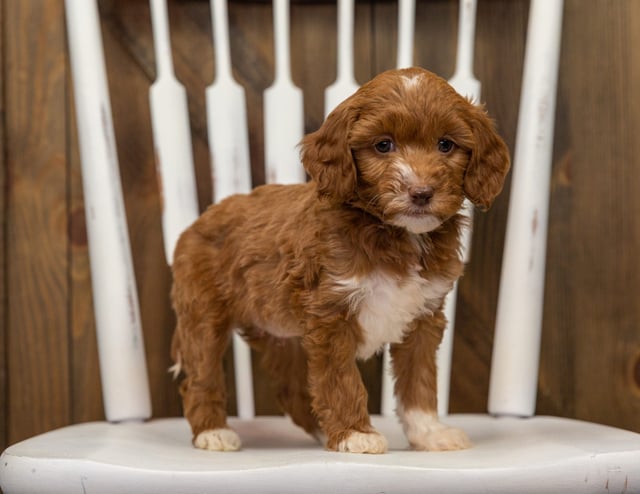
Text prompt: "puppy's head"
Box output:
[[302, 68, 510, 234]]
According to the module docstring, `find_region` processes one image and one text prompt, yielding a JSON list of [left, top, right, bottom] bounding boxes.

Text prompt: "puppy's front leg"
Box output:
[[391, 313, 472, 451], [303, 325, 388, 454]]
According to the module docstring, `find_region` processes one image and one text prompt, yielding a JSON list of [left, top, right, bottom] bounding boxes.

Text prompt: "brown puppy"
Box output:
[[171, 67, 510, 454]]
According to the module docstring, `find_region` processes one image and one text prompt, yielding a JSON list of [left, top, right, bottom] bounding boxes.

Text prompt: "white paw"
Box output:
[[410, 425, 472, 451], [337, 430, 388, 454], [194, 428, 241, 451], [399, 408, 472, 451]]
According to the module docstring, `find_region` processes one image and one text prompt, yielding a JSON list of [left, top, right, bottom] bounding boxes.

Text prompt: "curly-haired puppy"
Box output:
[[171, 67, 510, 454]]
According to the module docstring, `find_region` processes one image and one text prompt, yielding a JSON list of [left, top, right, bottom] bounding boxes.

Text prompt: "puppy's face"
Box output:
[[347, 73, 476, 234], [303, 68, 511, 233]]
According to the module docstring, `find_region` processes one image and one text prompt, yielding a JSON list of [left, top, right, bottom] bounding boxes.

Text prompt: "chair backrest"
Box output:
[[64, 0, 563, 424]]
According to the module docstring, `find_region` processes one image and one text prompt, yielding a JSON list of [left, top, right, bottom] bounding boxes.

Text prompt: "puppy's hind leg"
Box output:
[[247, 333, 321, 441], [173, 314, 240, 451]]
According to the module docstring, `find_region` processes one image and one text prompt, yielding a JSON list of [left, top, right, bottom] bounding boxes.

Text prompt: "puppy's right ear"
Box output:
[[301, 102, 357, 202]]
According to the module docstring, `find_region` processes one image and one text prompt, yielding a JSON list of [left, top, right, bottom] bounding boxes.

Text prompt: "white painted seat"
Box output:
[[3, 416, 639, 494], [2, 0, 640, 493]]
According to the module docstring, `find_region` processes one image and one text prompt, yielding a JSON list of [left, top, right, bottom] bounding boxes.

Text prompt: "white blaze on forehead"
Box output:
[[393, 158, 419, 183], [402, 73, 423, 91]]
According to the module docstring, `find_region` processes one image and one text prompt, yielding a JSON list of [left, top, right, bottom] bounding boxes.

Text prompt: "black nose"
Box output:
[[408, 186, 434, 206]]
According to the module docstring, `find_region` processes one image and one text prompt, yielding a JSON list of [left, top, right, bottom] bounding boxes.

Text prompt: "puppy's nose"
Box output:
[[408, 186, 434, 206]]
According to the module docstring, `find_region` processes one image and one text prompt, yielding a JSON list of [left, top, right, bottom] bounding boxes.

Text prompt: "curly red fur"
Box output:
[[171, 68, 510, 453]]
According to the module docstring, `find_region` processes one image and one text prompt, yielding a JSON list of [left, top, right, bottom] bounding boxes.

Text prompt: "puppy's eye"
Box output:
[[374, 139, 395, 154], [437, 139, 455, 154]]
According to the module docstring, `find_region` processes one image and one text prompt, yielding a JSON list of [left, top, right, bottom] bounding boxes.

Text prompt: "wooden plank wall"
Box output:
[[2, 0, 640, 450]]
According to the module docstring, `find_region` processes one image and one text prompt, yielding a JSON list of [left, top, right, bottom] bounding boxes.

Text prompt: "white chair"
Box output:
[[2, 0, 640, 493]]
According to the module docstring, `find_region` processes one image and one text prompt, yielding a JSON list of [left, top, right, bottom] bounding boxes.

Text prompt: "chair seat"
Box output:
[[2, 414, 639, 493]]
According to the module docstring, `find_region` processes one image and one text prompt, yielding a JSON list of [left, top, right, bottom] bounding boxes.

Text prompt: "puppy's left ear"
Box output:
[[463, 106, 511, 210]]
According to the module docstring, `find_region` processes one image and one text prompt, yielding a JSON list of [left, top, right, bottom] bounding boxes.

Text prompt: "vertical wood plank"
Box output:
[[555, 0, 640, 431], [371, 0, 397, 75], [291, 1, 337, 131], [413, 0, 457, 76], [5, 0, 71, 443], [624, 1, 640, 427], [0, 0, 7, 451], [537, 1, 575, 417]]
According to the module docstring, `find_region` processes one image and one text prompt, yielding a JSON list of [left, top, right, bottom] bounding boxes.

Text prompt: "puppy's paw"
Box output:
[[410, 425, 472, 451], [400, 408, 472, 451], [194, 428, 241, 452], [337, 430, 388, 454]]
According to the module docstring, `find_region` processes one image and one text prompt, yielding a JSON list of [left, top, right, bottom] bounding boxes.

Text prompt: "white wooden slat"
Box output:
[[380, 347, 395, 417], [232, 333, 255, 420], [65, 0, 151, 422], [436, 286, 456, 416], [264, 0, 305, 185], [207, 0, 252, 202], [448, 0, 481, 103], [149, 0, 200, 265], [488, 0, 564, 417], [396, 0, 416, 69], [206, 0, 255, 419], [324, 0, 359, 117]]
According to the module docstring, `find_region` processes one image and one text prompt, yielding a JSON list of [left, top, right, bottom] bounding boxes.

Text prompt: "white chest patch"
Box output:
[[334, 269, 453, 359]]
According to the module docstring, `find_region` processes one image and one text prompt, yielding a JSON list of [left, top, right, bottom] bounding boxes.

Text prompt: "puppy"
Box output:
[[171, 67, 510, 454]]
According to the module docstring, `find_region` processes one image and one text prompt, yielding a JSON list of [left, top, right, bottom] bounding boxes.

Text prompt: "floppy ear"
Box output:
[[301, 101, 358, 202], [463, 106, 511, 210]]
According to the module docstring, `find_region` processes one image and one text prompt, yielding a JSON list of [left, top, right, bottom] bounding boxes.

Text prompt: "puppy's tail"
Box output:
[[169, 329, 183, 380], [168, 355, 182, 380]]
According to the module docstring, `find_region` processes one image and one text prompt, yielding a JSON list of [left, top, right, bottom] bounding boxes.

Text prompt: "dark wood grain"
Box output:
[[4, 0, 72, 444], [550, 0, 640, 430], [0, 0, 7, 450]]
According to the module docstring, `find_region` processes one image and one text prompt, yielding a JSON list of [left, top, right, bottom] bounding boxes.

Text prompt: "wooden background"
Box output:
[[2, 0, 640, 451]]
